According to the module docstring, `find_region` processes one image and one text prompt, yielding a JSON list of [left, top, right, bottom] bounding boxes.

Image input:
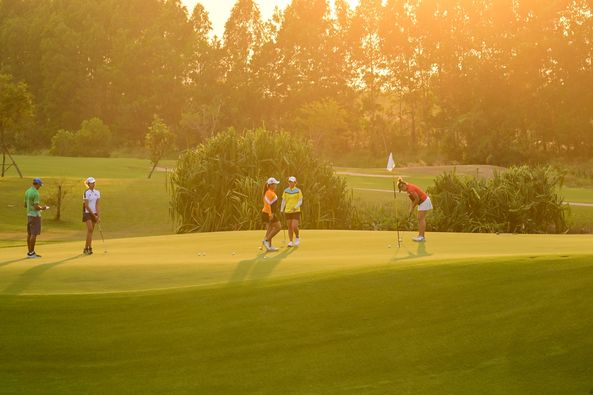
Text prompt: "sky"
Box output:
[[181, 0, 359, 38]]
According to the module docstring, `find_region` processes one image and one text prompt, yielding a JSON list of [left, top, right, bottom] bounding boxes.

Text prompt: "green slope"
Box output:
[[0, 241, 592, 393]]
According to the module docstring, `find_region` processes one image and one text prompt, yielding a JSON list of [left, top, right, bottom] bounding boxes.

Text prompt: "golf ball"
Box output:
[[388, 244, 392, 248], [232, 252, 236, 255], [264, 256, 268, 259]]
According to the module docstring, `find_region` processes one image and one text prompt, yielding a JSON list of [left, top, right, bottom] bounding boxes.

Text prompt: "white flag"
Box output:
[[386, 152, 395, 172]]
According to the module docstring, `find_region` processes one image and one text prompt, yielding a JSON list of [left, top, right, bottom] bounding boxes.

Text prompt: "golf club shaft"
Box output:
[[98, 222, 106, 251]]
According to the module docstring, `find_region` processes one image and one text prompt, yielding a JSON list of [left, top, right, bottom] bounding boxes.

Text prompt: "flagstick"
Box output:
[[392, 174, 401, 248], [386, 152, 401, 248]]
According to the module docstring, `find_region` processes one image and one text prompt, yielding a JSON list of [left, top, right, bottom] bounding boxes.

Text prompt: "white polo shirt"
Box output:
[[83, 189, 101, 214]]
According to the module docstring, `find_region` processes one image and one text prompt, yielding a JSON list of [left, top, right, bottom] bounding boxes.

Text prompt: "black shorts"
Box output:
[[82, 212, 97, 223], [27, 216, 41, 236], [285, 212, 301, 221], [261, 212, 280, 224]]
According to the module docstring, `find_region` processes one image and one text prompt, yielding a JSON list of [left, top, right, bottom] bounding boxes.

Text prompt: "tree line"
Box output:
[[1, 0, 591, 164]]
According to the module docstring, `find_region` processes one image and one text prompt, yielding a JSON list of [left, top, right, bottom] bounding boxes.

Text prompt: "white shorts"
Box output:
[[418, 196, 433, 211]]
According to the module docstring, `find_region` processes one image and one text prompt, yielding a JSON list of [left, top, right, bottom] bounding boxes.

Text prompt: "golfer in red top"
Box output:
[[397, 178, 433, 242]]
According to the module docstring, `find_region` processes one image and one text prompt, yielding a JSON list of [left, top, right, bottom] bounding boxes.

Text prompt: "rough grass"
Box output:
[[1, 157, 591, 247], [0, 231, 592, 394]]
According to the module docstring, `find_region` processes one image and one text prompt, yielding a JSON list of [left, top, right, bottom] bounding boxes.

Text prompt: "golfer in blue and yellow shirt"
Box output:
[[281, 176, 303, 247]]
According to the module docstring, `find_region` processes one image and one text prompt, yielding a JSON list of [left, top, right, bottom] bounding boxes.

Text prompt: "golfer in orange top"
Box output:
[[261, 177, 282, 251], [397, 178, 433, 242]]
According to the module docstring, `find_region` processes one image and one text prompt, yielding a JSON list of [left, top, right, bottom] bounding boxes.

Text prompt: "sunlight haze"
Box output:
[[182, 0, 359, 37]]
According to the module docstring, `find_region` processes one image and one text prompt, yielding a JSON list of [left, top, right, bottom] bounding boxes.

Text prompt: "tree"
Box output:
[[146, 115, 175, 179], [221, 0, 265, 129], [291, 98, 350, 154], [0, 73, 34, 177]]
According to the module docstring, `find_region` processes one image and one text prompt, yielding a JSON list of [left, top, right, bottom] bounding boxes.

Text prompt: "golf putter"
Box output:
[[97, 222, 107, 253]]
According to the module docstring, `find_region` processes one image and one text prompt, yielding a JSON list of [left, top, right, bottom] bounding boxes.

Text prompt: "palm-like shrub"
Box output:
[[169, 128, 355, 233], [427, 166, 568, 233]]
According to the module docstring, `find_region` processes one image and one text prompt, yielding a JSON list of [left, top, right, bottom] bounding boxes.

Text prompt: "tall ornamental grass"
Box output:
[[169, 128, 356, 233], [427, 166, 568, 233]]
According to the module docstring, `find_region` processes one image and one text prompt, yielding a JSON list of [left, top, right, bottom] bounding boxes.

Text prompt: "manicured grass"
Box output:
[[563, 187, 593, 204], [0, 231, 592, 394], [567, 205, 593, 233], [1, 230, 593, 294], [6, 155, 176, 179]]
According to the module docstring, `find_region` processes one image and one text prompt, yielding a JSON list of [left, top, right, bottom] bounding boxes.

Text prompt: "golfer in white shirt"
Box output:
[[82, 177, 101, 255]]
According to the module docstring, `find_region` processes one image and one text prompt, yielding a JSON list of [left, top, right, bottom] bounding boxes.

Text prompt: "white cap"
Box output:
[[266, 177, 280, 185], [288, 176, 297, 182], [86, 177, 96, 184]]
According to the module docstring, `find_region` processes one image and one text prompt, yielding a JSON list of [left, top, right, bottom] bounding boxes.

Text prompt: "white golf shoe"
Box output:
[[287, 241, 294, 247], [294, 237, 300, 246], [268, 246, 279, 252], [412, 236, 426, 242]]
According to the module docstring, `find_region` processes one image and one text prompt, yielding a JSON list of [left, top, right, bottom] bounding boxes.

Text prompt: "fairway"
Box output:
[[1, 231, 593, 394]]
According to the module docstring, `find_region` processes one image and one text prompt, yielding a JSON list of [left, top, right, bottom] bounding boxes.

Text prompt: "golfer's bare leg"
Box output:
[[293, 220, 300, 238], [85, 220, 95, 249], [418, 211, 427, 237], [28, 234, 36, 253], [269, 222, 282, 242], [264, 224, 272, 242], [265, 221, 277, 242], [288, 220, 294, 241]]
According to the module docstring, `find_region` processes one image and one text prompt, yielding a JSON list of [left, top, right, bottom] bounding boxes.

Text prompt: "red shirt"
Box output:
[[406, 183, 427, 203]]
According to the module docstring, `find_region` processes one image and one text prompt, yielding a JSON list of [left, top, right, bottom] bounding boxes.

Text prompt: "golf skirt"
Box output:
[[418, 196, 433, 211]]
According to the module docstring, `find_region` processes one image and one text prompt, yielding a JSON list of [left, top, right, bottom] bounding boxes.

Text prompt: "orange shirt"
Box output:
[[406, 183, 427, 203], [262, 189, 278, 215]]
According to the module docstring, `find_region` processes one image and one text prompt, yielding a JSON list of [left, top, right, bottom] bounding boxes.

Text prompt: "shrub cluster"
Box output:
[[169, 128, 356, 233], [426, 166, 568, 233], [50, 118, 112, 157]]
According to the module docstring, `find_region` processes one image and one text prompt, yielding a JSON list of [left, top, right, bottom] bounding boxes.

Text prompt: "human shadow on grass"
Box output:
[[2, 255, 83, 295], [0, 258, 29, 268], [391, 242, 433, 264], [229, 248, 297, 284]]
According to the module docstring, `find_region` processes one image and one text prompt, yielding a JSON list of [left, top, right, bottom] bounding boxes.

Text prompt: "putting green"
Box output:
[[2, 231, 593, 394], [1, 230, 592, 295]]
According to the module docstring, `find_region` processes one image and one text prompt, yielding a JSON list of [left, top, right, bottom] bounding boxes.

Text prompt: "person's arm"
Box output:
[[270, 198, 279, 218], [83, 191, 91, 214], [280, 199, 286, 213], [292, 190, 303, 212], [32, 193, 47, 211], [265, 194, 278, 218], [294, 198, 303, 211], [408, 191, 420, 217], [95, 198, 101, 222]]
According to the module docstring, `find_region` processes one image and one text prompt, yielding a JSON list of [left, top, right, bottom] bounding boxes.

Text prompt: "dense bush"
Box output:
[[169, 128, 356, 233], [427, 166, 568, 233], [50, 118, 112, 157]]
